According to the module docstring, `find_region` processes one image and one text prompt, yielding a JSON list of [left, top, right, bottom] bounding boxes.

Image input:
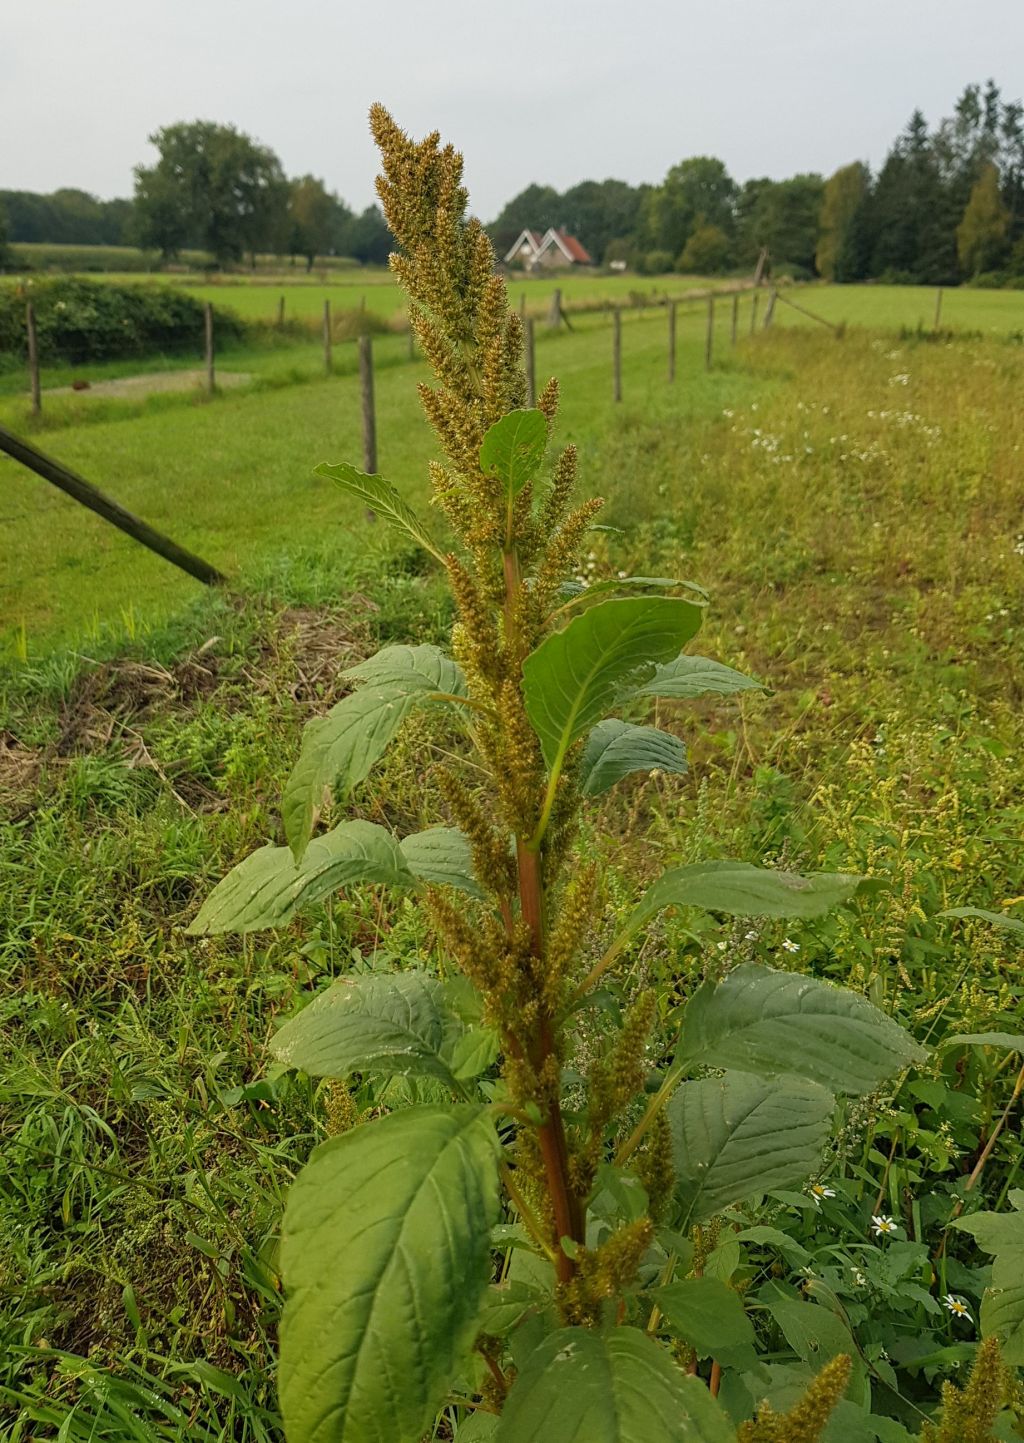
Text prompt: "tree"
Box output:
[[133, 122, 290, 265], [735, 174, 823, 272], [489, 183, 562, 258], [957, 161, 1010, 274], [0, 203, 10, 269], [289, 175, 336, 270], [641, 157, 735, 259], [816, 162, 869, 279], [677, 219, 731, 273], [343, 205, 394, 265]]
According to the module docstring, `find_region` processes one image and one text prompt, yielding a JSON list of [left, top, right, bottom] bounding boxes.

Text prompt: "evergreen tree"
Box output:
[[957, 161, 1010, 274], [816, 162, 869, 279]]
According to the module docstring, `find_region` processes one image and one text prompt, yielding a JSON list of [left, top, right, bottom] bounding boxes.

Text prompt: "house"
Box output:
[[503, 227, 593, 270]]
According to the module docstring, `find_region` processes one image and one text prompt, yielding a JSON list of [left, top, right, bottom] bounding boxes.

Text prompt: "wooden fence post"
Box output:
[[26, 302, 41, 416], [668, 300, 677, 382], [549, 287, 562, 328], [525, 317, 536, 407], [359, 334, 377, 475], [750, 292, 759, 335], [705, 294, 714, 371], [731, 292, 739, 345], [204, 302, 215, 394], [613, 307, 622, 402], [934, 288, 943, 330], [0, 422, 227, 587], [323, 299, 332, 373], [763, 289, 777, 329], [277, 295, 285, 328]]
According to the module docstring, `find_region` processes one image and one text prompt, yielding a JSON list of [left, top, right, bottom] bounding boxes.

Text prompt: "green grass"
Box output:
[[1, 315, 1022, 1438]]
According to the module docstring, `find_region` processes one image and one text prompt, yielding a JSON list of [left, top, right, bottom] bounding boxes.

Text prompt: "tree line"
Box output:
[[2, 82, 1023, 282]]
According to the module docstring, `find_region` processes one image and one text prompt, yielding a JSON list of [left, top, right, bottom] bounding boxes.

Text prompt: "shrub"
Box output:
[[638, 248, 674, 275], [0, 277, 247, 363]]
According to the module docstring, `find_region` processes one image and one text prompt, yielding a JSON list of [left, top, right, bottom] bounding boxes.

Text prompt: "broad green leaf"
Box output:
[[939, 907, 1024, 936], [496, 1326, 733, 1443], [638, 655, 766, 700], [477, 1280, 550, 1336], [280, 1106, 500, 1443], [479, 409, 547, 498], [522, 597, 703, 775], [981, 1276, 1024, 1364], [941, 1031, 1024, 1052], [678, 964, 927, 1095], [580, 719, 687, 797], [313, 461, 445, 562], [187, 820, 412, 936], [761, 1285, 864, 1392], [631, 861, 863, 931], [400, 826, 483, 896], [668, 1072, 833, 1228], [269, 971, 464, 1088], [654, 1277, 757, 1363], [951, 1209, 1024, 1255], [343, 643, 466, 697], [557, 576, 710, 607], [284, 647, 465, 860]]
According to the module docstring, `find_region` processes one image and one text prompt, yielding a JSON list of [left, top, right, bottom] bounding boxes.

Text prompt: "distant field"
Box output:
[[6, 242, 365, 274]]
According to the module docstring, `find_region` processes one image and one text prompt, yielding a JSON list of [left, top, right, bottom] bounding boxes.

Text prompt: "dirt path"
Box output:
[[50, 369, 252, 399]]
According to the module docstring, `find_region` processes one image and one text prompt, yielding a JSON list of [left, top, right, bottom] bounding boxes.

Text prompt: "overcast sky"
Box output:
[[4, 0, 1023, 220]]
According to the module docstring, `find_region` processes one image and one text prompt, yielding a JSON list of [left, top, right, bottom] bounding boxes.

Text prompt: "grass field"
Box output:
[[1, 274, 1023, 1437]]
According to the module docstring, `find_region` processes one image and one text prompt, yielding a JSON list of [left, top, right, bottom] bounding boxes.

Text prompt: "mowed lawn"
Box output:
[[0, 301, 759, 653], [5, 277, 1024, 655]]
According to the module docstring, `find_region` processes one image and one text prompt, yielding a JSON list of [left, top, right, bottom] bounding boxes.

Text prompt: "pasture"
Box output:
[[1, 272, 1023, 1439]]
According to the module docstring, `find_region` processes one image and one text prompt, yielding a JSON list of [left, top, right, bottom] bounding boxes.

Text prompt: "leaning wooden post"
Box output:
[[323, 299, 332, 373], [525, 317, 536, 407], [359, 334, 377, 475], [763, 288, 777, 329], [26, 302, 41, 417], [0, 423, 227, 587], [705, 294, 714, 371], [548, 287, 562, 329], [277, 295, 286, 328], [204, 301, 215, 394], [731, 292, 739, 345], [613, 306, 622, 402], [750, 292, 759, 335], [934, 287, 943, 330], [668, 300, 677, 382]]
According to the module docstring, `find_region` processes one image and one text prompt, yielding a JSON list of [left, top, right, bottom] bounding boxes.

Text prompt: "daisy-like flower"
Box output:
[[851, 1268, 867, 1287], [871, 1214, 899, 1237], [782, 938, 800, 953], [808, 1184, 837, 1204], [944, 1294, 971, 1320]]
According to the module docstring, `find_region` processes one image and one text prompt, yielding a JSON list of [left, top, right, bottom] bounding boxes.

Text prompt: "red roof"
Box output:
[[554, 229, 592, 264]]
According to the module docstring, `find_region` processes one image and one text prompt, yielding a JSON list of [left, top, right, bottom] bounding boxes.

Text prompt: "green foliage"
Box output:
[[816, 163, 869, 280], [278, 1106, 500, 1443], [678, 222, 733, 274], [957, 163, 1010, 276], [134, 121, 290, 263], [579, 719, 687, 797], [0, 275, 246, 363], [953, 1199, 1024, 1364]]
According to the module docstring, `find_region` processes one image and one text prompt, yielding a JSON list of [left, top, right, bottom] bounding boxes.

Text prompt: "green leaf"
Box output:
[[678, 964, 927, 1095], [668, 1072, 833, 1228], [400, 827, 483, 896], [941, 1031, 1024, 1052], [479, 409, 547, 499], [580, 719, 687, 798], [476, 1280, 550, 1336], [654, 1277, 757, 1363], [951, 1209, 1024, 1255], [343, 643, 466, 696], [638, 655, 766, 699], [939, 907, 1024, 936], [496, 1327, 734, 1443], [187, 820, 413, 936], [284, 646, 465, 860], [631, 861, 863, 931], [981, 1276, 1024, 1365], [313, 461, 445, 562], [269, 971, 465, 1088], [761, 1285, 863, 1390], [522, 597, 703, 775], [280, 1106, 500, 1443], [557, 576, 710, 607]]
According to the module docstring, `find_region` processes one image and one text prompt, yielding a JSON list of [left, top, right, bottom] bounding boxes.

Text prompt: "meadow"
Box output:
[[1, 274, 1023, 1438]]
